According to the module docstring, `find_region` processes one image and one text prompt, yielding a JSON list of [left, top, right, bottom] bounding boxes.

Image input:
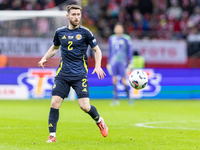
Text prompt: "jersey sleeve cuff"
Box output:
[[54, 45, 60, 49]]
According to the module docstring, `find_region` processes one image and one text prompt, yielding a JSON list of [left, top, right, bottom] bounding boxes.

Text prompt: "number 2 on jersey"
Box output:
[[68, 41, 73, 50]]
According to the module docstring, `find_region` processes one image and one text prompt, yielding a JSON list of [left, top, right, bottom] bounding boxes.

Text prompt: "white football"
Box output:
[[129, 70, 148, 89]]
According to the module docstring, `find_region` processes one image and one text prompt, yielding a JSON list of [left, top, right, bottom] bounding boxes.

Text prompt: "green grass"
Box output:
[[0, 99, 200, 150]]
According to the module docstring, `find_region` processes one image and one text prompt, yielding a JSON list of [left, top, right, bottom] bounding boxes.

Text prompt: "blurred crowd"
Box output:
[[0, 0, 200, 41], [0, 0, 56, 10], [82, 0, 200, 41]]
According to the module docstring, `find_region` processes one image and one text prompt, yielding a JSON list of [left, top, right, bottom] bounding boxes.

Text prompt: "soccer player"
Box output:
[[38, 4, 108, 143], [127, 51, 145, 70], [107, 23, 132, 105]]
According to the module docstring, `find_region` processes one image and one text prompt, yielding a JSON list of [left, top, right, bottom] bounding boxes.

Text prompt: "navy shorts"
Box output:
[[52, 76, 89, 99]]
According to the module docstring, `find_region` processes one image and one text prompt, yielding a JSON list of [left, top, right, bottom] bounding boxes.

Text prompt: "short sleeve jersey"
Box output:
[[53, 25, 97, 79], [108, 34, 132, 66]]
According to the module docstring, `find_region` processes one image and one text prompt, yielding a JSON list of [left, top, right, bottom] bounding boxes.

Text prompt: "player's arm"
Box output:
[[126, 38, 132, 64], [107, 37, 112, 64], [91, 45, 106, 80], [38, 45, 59, 69], [126, 39, 133, 74], [106, 37, 113, 75]]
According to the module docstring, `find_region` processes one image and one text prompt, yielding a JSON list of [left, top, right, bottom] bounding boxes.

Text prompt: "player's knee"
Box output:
[[112, 76, 117, 84], [51, 96, 63, 109], [78, 98, 90, 112], [51, 101, 58, 108], [79, 103, 90, 112], [122, 77, 127, 84]]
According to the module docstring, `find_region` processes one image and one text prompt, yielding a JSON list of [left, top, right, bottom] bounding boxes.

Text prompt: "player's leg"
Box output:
[[112, 75, 119, 105], [111, 63, 119, 105], [120, 64, 133, 105], [46, 77, 70, 143], [78, 97, 108, 137], [73, 78, 99, 120], [72, 77, 108, 137], [46, 96, 63, 143], [122, 77, 133, 104], [122, 77, 129, 98], [78, 98, 98, 120]]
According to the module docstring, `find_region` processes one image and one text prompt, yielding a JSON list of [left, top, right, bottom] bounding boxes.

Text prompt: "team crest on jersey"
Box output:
[[76, 34, 82, 40], [68, 36, 74, 39]]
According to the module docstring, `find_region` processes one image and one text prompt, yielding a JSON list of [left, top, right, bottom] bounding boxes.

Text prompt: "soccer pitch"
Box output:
[[0, 99, 200, 150]]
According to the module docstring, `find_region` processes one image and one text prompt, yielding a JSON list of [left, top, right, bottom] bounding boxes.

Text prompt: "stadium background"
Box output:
[[0, 0, 200, 100]]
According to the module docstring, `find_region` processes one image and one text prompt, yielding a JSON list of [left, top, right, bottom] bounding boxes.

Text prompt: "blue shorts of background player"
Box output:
[[111, 62, 126, 77]]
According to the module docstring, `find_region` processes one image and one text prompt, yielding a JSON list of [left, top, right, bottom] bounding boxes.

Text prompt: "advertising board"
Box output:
[[0, 68, 199, 99]]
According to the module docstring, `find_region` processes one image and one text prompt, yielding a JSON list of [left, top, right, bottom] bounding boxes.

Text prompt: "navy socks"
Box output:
[[87, 105, 100, 122], [113, 84, 117, 99], [48, 107, 59, 133], [125, 85, 130, 98]]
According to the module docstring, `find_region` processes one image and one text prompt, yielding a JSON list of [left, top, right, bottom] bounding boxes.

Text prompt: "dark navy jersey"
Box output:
[[53, 25, 97, 79]]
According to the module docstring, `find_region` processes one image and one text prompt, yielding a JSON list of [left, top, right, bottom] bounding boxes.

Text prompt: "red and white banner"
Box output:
[[0, 37, 188, 64], [0, 37, 53, 57], [0, 85, 29, 99], [132, 40, 187, 64]]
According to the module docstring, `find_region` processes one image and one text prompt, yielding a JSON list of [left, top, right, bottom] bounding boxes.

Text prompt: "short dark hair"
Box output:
[[66, 4, 82, 13], [134, 51, 139, 56], [114, 22, 123, 27]]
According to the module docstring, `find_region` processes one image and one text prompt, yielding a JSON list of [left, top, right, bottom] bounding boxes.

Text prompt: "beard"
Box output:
[[69, 19, 80, 27]]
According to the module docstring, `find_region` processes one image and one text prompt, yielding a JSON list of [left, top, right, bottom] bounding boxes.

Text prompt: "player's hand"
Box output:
[[38, 59, 47, 69], [92, 67, 106, 80], [126, 63, 132, 75]]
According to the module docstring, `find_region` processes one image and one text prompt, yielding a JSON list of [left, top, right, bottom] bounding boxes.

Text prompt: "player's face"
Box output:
[[67, 9, 81, 26], [114, 25, 124, 35]]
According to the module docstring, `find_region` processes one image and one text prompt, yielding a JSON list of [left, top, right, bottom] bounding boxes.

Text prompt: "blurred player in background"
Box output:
[[0, 49, 8, 67], [107, 23, 132, 105], [127, 50, 145, 71], [38, 4, 108, 143]]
